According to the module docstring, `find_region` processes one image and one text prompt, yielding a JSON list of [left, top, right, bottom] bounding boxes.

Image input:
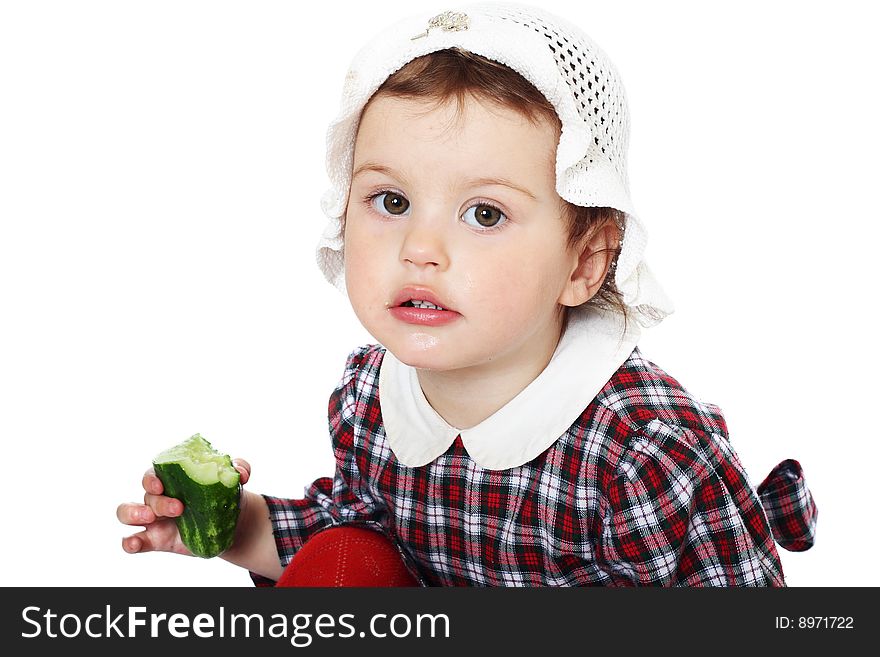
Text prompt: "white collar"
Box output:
[[378, 306, 641, 470]]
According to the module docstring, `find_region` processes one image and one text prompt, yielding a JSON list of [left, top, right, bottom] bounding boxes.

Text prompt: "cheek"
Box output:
[[459, 264, 534, 331], [344, 216, 396, 310], [343, 222, 374, 300], [464, 241, 566, 319]]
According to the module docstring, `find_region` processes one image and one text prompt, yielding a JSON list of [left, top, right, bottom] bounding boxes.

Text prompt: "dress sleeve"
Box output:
[[756, 459, 818, 552], [249, 346, 386, 586], [595, 420, 787, 587]]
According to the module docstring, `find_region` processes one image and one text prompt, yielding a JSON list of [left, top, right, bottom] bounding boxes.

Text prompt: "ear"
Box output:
[[557, 220, 619, 308]]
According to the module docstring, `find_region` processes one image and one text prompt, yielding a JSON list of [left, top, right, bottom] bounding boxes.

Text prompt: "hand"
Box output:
[[117, 458, 251, 556]]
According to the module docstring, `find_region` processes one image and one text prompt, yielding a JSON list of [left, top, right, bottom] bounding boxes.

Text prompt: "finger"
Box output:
[[232, 458, 251, 485], [122, 531, 151, 554], [143, 493, 183, 517], [122, 529, 166, 554], [123, 521, 191, 557], [116, 502, 156, 526], [122, 533, 142, 553], [142, 468, 163, 495]]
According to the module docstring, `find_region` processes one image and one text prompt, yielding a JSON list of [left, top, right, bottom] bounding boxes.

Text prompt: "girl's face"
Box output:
[[344, 93, 580, 373]]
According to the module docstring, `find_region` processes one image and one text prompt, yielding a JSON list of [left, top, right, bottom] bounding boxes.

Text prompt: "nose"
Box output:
[[398, 213, 450, 271]]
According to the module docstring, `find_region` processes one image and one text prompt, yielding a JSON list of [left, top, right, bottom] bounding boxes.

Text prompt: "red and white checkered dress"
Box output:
[[252, 344, 817, 587]]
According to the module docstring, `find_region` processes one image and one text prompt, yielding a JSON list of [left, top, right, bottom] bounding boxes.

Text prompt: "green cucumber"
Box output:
[[152, 433, 241, 558]]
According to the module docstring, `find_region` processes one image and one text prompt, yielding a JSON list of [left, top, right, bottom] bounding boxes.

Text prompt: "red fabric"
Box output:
[[276, 526, 419, 587]]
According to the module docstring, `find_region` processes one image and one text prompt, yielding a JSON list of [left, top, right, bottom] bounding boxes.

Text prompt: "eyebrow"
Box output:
[[351, 162, 538, 201]]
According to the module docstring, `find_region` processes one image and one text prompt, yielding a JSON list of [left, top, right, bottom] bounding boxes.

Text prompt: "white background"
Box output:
[[1, 0, 877, 587]]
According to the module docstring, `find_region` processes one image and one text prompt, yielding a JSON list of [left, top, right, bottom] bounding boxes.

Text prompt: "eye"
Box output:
[[462, 203, 507, 229], [371, 191, 410, 216]]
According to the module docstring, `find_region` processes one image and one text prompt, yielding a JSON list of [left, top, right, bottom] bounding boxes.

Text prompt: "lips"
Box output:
[[388, 286, 461, 327], [391, 286, 456, 313]]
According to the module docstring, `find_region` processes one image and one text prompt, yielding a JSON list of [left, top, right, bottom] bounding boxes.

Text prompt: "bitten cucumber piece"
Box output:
[[152, 433, 241, 558]]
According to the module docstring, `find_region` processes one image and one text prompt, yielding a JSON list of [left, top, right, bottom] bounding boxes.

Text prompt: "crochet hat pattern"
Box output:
[[316, 1, 675, 328]]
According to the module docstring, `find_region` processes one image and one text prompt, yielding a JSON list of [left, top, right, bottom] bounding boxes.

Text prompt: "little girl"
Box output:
[[118, 2, 817, 586]]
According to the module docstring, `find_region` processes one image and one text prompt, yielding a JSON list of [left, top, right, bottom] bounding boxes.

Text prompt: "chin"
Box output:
[[383, 334, 461, 371]]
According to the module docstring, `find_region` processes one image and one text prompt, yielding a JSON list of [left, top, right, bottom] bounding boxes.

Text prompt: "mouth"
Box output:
[[391, 287, 456, 313], [399, 299, 447, 311], [389, 287, 461, 326]]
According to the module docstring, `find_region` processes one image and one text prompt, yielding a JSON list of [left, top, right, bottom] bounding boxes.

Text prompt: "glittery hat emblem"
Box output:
[[411, 10, 470, 40]]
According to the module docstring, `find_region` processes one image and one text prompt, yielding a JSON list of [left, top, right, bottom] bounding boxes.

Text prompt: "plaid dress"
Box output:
[[252, 344, 817, 587]]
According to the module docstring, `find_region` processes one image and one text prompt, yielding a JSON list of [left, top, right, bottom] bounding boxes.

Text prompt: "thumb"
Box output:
[[232, 458, 251, 486]]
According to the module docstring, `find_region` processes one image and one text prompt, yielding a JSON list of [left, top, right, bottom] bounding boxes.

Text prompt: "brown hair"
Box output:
[[364, 48, 628, 335]]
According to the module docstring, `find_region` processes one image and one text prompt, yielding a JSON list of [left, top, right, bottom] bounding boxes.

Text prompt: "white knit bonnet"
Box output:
[[316, 1, 674, 328]]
